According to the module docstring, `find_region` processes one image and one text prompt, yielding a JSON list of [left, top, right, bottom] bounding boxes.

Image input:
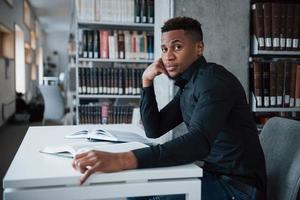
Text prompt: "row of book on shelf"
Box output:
[[76, 0, 154, 24], [78, 67, 144, 95], [79, 29, 154, 60], [250, 60, 300, 108], [78, 103, 136, 124], [251, 2, 300, 51]]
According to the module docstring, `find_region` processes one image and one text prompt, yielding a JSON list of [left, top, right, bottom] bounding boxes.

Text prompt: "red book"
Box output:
[[99, 30, 109, 59]]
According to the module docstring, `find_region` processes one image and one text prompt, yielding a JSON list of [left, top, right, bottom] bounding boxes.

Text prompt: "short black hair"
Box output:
[[161, 16, 203, 42]]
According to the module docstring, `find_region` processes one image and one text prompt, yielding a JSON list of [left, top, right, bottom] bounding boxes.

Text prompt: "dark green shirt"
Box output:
[[133, 56, 266, 191]]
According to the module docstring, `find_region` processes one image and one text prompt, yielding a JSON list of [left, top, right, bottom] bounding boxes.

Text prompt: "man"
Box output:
[[73, 16, 266, 200]]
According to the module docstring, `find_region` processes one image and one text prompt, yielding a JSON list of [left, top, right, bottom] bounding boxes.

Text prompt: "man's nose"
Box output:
[[166, 50, 175, 60]]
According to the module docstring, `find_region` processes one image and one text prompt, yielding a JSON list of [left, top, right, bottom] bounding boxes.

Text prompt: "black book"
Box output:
[[82, 30, 88, 58], [93, 30, 99, 58], [98, 67, 103, 94], [262, 63, 270, 107], [147, 0, 154, 23], [87, 30, 94, 58], [134, 0, 141, 23], [140, 0, 147, 23]]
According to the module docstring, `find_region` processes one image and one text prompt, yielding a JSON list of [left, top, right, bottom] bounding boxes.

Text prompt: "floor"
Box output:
[[0, 120, 45, 200]]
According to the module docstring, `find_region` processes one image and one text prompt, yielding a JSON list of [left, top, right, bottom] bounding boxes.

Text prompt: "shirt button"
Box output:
[[231, 197, 235, 200]]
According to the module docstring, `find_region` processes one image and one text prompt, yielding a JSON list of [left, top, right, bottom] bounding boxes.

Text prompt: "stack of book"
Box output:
[[76, 0, 154, 24], [78, 30, 154, 60], [78, 103, 136, 124], [78, 67, 144, 95], [251, 2, 300, 51], [250, 61, 300, 108]]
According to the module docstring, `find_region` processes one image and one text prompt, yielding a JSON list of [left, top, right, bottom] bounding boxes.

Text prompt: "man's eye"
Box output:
[[174, 45, 182, 51], [161, 48, 167, 53]]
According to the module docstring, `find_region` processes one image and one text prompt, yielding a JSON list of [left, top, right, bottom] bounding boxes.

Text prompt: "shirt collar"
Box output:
[[175, 56, 207, 89]]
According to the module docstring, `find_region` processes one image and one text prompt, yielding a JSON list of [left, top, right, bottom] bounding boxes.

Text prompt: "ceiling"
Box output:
[[29, 0, 74, 33]]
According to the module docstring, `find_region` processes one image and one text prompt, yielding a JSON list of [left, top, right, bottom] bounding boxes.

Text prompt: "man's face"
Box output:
[[161, 29, 203, 79]]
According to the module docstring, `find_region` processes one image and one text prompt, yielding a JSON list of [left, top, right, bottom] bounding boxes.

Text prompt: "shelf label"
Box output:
[[264, 97, 269, 107], [277, 96, 282, 106], [258, 37, 265, 47], [270, 97, 276, 106], [265, 38, 272, 48], [292, 39, 299, 48], [286, 38, 292, 48], [256, 96, 262, 107], [285, 95, 290, 104], [280, 38, 286, 48], [273, 38, 279, 48], [290, 98, 295, 107]]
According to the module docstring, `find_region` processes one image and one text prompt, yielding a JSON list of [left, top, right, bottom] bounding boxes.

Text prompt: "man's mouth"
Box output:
[[165, 64, 178, 72]]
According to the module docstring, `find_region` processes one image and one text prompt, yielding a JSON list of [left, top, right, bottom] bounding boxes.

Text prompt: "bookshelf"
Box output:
[[249, 0, 300, 125], [74, 0, 155, 125]]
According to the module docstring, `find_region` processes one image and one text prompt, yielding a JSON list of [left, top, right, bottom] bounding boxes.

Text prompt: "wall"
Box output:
[[0, 0, 43, 126], [174, 0, 250, 93], [172, 0, 250, 137]]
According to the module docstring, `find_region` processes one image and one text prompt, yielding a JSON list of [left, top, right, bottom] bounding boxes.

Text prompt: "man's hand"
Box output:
[[142, 58, 168, 87], [72, 151, 137, 185]]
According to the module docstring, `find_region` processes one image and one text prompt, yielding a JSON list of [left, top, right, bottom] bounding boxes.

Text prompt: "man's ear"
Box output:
[[196, 41, 204, 56]]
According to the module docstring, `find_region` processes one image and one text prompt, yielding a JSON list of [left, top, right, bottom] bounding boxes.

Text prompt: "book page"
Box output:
[[40, 141, 149, 158]]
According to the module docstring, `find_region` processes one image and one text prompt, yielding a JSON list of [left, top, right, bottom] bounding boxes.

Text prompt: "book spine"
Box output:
[[262, 63, 270, 107], [289, 63, 297, 107], [271, 3, 280, 50], [276, 62, 284, 106], [263, 3, 272, 50], [269, 62, 277, 106], [253, 61, 263, 107]]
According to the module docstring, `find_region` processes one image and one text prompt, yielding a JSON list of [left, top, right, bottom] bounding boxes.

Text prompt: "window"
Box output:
[[15, 24, 26, 94]]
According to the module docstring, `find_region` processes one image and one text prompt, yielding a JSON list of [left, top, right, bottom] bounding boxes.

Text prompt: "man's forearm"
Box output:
[[119, 151, 138, 170]]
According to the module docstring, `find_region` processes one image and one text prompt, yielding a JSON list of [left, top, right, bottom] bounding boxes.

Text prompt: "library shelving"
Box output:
[[249, 1, 300, 125], [74, 0, 155, 125]]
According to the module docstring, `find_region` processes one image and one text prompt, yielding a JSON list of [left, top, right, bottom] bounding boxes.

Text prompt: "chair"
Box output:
[[259, 117, 300, 200], [39, 85, 65, 125]]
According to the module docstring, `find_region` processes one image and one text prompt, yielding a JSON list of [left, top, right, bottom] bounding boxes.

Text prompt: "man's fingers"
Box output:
[[79, 164, 98, 185], [74, 158, 96, 173]]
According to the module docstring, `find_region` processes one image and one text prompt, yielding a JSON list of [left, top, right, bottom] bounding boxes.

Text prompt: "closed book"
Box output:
[[82, 30, 88, 58], [253, 62, 263, 107], [87, 30, 94, 58], [289, 63, 297, 107], [117, 31, 125, 59], [140, 0, 147, 23], [147, 33, 154, 60], [276, 62, 284, 106], [262, 63, 270, 107], [292, 4, 300, 50], [252, 3, 265, 50], [98, 67, 103, 94], [295, 65, 300, 107], [286, 4, 295, 50], [263, 3, 272, 50], [134, 0, 141, 23], [271, 3, 281, 50], [93, 30, 99, 58], [279, 3, 287, 50], [283, 62, 291, 107], [124, 31, 131, 59], [147, 0, 154, 23], [108, 31, 116, 59], [270, 62, 277, 106], [100, 30, 109, 59]]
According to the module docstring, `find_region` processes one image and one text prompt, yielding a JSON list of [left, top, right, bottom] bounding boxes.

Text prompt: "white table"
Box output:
[[3, 124, 202, 200]]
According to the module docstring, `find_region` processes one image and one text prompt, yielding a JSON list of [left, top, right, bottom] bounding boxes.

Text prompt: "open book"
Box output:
[[40, 141, 149, 158], [65, 128, 154, 145]]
